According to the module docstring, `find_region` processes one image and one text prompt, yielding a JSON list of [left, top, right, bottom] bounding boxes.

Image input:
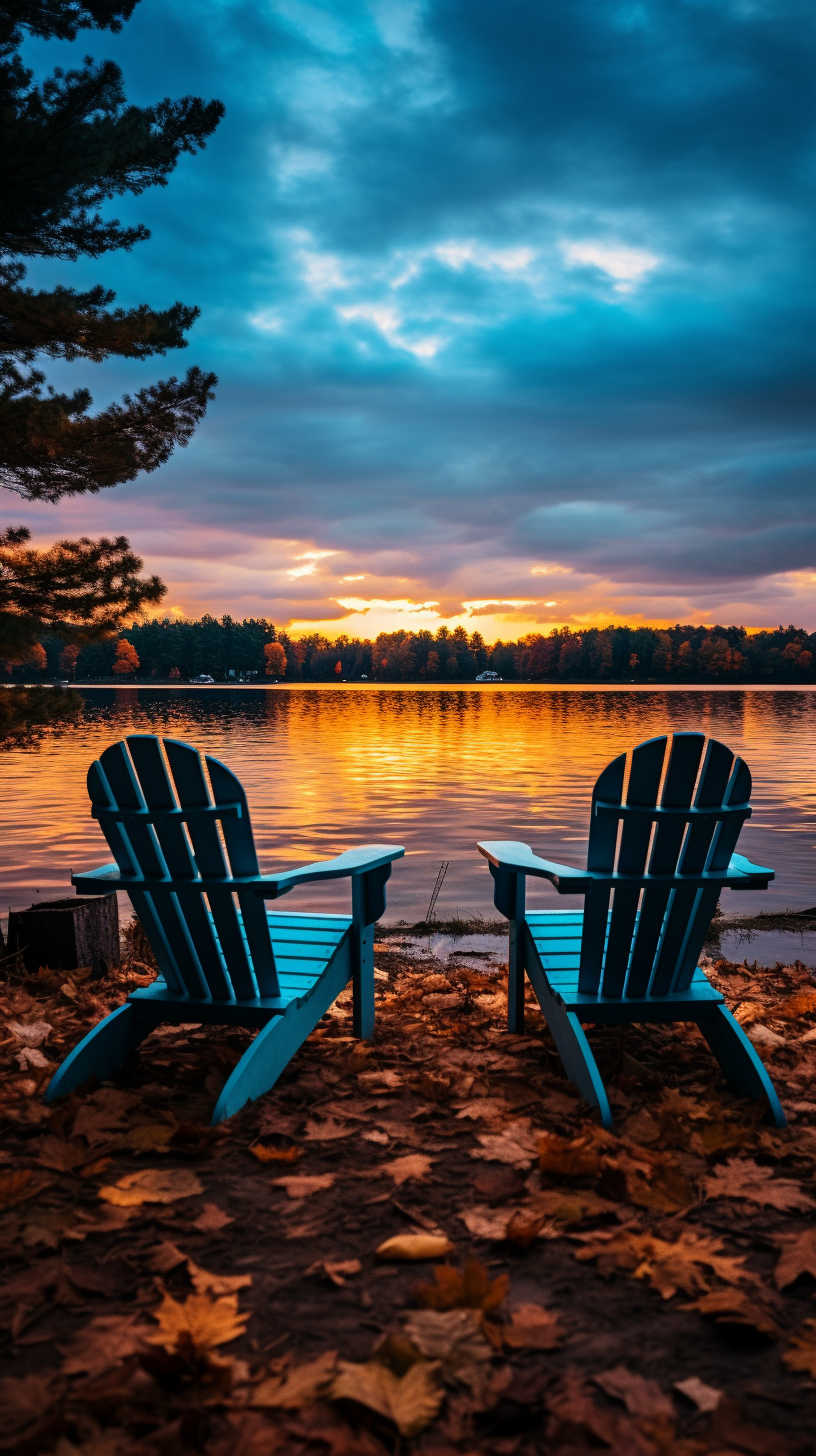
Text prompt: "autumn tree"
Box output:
[[264, 641, 287, 677], [0, 1, 223, 658], [112, 638, 139, 674]]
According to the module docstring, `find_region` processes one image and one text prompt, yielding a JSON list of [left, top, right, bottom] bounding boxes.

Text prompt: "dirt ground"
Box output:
[[2, 932, 816, 1456]]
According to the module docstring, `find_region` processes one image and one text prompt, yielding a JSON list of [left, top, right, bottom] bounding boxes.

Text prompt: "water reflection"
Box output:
[[1, 686, 815, 926]]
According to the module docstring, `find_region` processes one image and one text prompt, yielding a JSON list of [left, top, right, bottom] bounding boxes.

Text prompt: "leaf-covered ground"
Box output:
[[2, 934, 816, 1455]]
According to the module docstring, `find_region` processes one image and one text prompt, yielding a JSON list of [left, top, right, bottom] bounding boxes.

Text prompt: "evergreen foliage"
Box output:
[[0, 0, 223, 655]]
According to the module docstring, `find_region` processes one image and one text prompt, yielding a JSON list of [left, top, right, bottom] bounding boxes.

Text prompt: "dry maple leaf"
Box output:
[[771, 989, 816, 1020], [471, 1122, 539, 1169], [704, 1158, 815, 1211], [382, 1154, 435, 1186], [188, 1258, 253, 1296], [193, 1203, 234, 1233], [35, 1135, 86, 1173], [783, 1320, 816, 1379], [774, 1229, 816, 1289], [251, 1350, 338, 1408], [358, 1070, 403, 1092], [503, 1303, 561, 1351], [331, 1357, 443, 1437], [538, 1130, 607, 1181], [505, 1208, 547, 1249], [414, 1259, 509, 1314], [248, 1133, 302, 1162], [0, 1168, 54, 1211], [674, 1375, 722, 1413], [592, 1366, 673, 1420], [7, 1021, 52, 1047], [98, 1167, 203, 1206], [376, 1234, 453, 1262], [60, 1314, 148, 1377], [149, 1290, 249, 1354], [575, 1228, 748, 1299], [683, 1288, 781, 1339], [272, 1174, 334, 1199], [403, 1308, 492, 1380]]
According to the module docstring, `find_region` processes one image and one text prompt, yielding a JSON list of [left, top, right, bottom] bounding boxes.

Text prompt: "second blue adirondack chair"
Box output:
[[477, 732, 785, 1129], [45, 735, 404, 1123]]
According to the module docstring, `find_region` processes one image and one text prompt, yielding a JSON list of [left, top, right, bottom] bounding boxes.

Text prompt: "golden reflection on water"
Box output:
[[2, 686, 815, 923]]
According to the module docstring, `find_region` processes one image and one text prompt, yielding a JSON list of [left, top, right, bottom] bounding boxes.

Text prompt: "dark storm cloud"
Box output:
[[14, 0, 816, 626]]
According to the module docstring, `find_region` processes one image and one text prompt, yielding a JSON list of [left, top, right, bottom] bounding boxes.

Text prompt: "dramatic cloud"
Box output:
[[13, 0, 816, 635]]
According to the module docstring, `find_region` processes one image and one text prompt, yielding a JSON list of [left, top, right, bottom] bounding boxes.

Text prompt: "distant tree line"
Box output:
[[5, 617, 816, 684]]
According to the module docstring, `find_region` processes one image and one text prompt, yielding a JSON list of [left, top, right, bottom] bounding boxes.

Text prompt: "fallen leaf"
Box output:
[[35, 1136, 86, 1173], [188, 1259, 253, 1296], [783, 1320, 816, 1379], [458, 1205, 512, 1241], [358, 1070, 403, 1092], [0, 1168, 54, 1210], [415, 1259, 508, 1314], [249, 1134, 302, 1163], [331, 1357, 443, 1437], [147, 1240, 187, 1274], [505, 1208, 548, 1249], [306, 1258, 362, 1287], [376, 1234, 453, 1262], [704, 1158, 815, 1211], [7, 1021, 52, 1047], [382, 1154, 435, 1186], [273, 1174, 335, 1199], [734, 1001, 768, 1027], [193, 1203, 234, 1233], [403, 1307, 492, 1381], [126, 1121, 177, 1152], [684, 1288, 781, 1339], [504, 1303, 562, 1350], [422, 993, 464, 1010], [774, 1229, 816, 1289], [303, 1116, 355, 1141], [538, 1130, 606, 1181], [575, 1228, 749, 1299], [251, 1350, 338, 1408], [747, 1024, 785, 1048], [674, 1375, 722, 1413], [15, 1046, 50, 1071], [471, 1121, 539, 1169], [98, 1167, 204, 1206], [0, 1373, 56, 1437], [149, 1290, 249, 1353], [60, 1314, 148, 1376], [361, 1129, 390, 1145], [771, 990, 816, 1020], [592, 1366, 673, 1419]]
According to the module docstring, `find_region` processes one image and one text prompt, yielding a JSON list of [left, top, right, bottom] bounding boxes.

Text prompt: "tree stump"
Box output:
[[6, 895, 120, 978]]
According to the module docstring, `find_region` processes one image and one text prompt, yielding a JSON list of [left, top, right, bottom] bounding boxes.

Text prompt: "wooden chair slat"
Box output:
[[601, 736, 666, 997], [627, 733, 705, 996], [127, 737, 232, 1002], [578, 753, 625, 993], [163, 738, 260, 1001], [205, 753, 279, 998]]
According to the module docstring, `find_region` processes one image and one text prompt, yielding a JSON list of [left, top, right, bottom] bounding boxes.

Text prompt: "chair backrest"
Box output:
[[579, 733, 753, 999], [87, 735, 280, 1002]]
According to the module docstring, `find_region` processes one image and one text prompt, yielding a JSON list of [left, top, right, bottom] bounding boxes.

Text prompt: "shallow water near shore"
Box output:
[[2, 685, 815, 960]]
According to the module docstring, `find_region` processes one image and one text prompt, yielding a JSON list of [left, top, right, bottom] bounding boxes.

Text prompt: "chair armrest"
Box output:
[[255, 845, 405, 899], [72, 863, 125, 894], [477, 841, 594, 894], [726, 851, 774, 889]]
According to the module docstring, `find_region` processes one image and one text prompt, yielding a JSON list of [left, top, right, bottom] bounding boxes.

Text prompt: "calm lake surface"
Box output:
[[2, 687, 815, 951]]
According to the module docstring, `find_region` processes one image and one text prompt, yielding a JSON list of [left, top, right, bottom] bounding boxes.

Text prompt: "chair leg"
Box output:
[[697, 1004, 786, 1128], [523, 932, 613, 1128], [44, 1003, 153, 1102], [211, 943, 352, 1124], [351, 879, 374, 1040]]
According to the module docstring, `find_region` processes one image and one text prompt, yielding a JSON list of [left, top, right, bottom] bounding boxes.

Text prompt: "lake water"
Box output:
[[2, 686, 816, 956]]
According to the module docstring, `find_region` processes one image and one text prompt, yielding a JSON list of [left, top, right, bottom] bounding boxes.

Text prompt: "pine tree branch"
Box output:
[[0, 266, 199, 361], [0, 364, 218, 500]]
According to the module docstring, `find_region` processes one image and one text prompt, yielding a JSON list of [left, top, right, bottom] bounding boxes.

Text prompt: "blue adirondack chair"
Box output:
[[45, 735, 404, 1123], [477, 732, 785, 1129]]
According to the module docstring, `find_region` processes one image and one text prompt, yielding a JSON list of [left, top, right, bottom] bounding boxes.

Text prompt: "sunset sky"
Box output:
[[15, 0, 816, 640]]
